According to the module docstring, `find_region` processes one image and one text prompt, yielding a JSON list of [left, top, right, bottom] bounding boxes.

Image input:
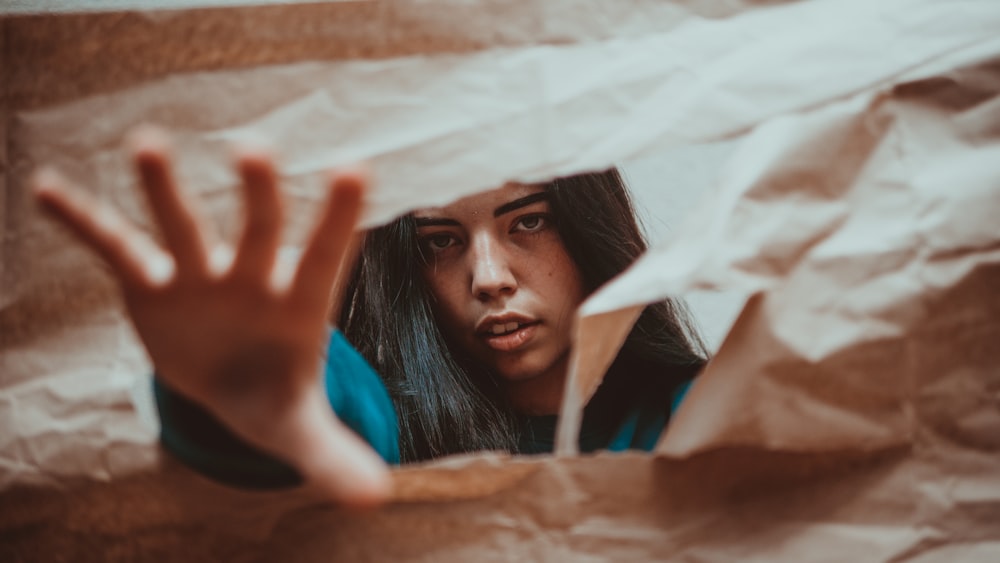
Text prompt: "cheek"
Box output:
[[535, 245, 585, 311], [423, 270, 469, 332]]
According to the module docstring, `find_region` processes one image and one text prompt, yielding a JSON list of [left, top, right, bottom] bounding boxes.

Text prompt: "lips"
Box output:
[[476, 313, 540, 352]]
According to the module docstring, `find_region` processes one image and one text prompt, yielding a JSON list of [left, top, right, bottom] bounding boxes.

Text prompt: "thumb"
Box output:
[[270, 388, 392, 507]]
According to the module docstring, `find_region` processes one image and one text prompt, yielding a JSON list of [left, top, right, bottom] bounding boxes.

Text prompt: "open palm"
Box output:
[[33, 128, 390, 506]]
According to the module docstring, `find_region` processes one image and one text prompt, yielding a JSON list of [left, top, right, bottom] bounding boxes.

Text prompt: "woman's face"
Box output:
[[414, 184, 585, 386]]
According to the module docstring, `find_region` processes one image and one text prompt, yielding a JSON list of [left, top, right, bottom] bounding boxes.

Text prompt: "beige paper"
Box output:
[[2, 1, 999, 561]]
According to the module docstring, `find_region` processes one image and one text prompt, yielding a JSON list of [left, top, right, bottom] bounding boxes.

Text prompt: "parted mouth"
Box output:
[[475, 313, 539, 337]]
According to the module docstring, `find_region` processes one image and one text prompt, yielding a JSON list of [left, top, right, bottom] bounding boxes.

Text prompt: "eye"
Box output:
[[512, 214, 548, 233], [422, 233, 459, 252]]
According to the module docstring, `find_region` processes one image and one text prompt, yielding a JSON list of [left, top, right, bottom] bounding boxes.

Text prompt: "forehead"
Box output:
[[413, 183, 546, 218]]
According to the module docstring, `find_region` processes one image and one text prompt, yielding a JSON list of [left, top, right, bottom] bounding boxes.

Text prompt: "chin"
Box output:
[[491, 354, 557, 383], [495, 367, 545, 382], [473, 343, 569, 384]]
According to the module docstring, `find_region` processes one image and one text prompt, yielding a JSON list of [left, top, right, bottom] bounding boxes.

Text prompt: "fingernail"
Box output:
[[126, 123, 172, 158], [31, 167, 66, 196], [330, 162, 371, 184], [230, 132, 276, 162]]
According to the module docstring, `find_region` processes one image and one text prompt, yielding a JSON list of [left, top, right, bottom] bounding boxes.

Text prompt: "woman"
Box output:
[[33, 128, 705, 506], [343, 173, 706, 462]]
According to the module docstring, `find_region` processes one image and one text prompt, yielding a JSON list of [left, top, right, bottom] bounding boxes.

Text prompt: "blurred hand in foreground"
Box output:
[[32, 127, 390, 506]]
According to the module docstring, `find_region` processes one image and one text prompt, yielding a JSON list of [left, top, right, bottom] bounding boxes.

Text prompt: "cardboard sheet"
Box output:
[[2, 0, 999, 560]]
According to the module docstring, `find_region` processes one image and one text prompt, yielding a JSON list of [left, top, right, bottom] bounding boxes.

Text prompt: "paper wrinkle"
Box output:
[[0, 368, 155, 489], [7, 0, 1000, 476], [389, 452, 543, 503], [554, 306, 643, 455], [3, 1, 1000, 560], [682, 523, 933, 563], [580, 89, 891, 317], [652, 63, 1000, 459], [588, 58, 998, 317], [12, 0, 999, 230]]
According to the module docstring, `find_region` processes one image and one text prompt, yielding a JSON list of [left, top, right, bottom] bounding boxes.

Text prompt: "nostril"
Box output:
[[475, 284, 514, 303]]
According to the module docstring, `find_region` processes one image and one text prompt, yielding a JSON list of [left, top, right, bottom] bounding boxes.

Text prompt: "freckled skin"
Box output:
[[414, 184, 585, 414]]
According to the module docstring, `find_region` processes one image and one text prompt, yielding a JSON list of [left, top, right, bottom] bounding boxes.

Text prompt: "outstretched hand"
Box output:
[[33, 128, 390, 506]]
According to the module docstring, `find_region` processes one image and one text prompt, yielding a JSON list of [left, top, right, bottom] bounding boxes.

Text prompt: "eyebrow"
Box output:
[[493, 192, 549, 217], [414, 217, 460, 227], [413, 191, 550, 227]]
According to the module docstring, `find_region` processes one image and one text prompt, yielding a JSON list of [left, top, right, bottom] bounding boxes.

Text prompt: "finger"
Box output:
[[32, 168, 174, 289], [272, 389, 391, 507], [229, 149, 283, 284], [128, 127, 211, 277], [289, 167, 367, 313]]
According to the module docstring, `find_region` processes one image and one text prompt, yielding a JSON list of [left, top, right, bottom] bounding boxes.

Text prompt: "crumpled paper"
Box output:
[[2, 0, 999, 561]]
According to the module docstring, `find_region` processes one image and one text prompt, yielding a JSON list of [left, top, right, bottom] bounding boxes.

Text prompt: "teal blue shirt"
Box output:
[[154, 330, 691, 489]]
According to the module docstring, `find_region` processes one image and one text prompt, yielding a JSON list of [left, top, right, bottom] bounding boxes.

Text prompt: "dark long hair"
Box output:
[[339, 169, 707, 461]]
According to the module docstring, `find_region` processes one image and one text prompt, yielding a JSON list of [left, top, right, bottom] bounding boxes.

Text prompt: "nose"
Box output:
[[469, 233, 517, 301]]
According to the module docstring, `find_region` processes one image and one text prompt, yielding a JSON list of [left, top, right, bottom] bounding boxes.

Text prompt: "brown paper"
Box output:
[[2, 1, 1000, 561]]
